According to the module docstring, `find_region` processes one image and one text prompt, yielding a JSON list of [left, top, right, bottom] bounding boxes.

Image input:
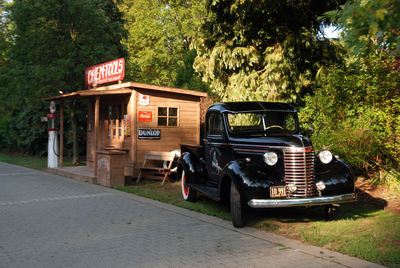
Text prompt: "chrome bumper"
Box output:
[[248, 193, 357, 208]]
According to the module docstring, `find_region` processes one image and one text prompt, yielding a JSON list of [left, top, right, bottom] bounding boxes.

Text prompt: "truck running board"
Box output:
[[190, 183, 220, 201]]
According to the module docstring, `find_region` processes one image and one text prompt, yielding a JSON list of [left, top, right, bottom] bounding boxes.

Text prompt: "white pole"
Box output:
[[48, 130, 59, 168]]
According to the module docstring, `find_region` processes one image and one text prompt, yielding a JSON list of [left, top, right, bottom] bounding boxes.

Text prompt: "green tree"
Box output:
[[174, 49, 208, 91], [193, 0, 345, 102], [120, 0, 207, 88], [0, 0, 12, 150], [4, 0, 126, 158], [0, 0, 10, 64], [325, 0, 400, 56], [299, 51, 400, 174]]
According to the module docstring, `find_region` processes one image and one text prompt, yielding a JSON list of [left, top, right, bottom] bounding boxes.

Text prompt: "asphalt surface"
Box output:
[[0, 162, 384, 268]]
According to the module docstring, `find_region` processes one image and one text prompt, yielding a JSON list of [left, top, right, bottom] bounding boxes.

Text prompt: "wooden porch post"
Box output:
[[59, 100, 64, 168], [94, 96, 100, 177]]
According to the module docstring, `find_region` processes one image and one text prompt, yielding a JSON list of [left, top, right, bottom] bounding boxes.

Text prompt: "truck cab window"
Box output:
[[208, 113, 224, 136]]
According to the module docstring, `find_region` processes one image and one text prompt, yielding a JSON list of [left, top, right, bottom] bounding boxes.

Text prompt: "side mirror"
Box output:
[[307, 126, 314, 136]]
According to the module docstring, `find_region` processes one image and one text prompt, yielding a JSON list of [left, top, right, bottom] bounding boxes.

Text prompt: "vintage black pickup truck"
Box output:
[[177, 102, 357, 227]]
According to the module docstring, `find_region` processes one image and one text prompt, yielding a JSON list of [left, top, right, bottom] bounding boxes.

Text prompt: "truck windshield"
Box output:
[[226, 111, 298, 134]]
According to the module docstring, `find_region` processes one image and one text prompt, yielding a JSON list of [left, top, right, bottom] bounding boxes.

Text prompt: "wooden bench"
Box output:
[[136, 151, 177, 185]]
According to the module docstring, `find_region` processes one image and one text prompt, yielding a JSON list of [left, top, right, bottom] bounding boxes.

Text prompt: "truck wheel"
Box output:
[[181, 170, 196, 202], [230, 181, 245, 228]]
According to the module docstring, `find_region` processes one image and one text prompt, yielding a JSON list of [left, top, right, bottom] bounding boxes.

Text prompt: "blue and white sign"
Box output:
[[138, 128, 161, 140]]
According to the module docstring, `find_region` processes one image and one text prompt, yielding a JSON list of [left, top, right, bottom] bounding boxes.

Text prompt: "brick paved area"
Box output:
[[0, 162, 384, 268]]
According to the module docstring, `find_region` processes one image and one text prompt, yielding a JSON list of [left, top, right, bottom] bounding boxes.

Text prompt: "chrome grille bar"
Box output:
[[284, 147, 316, 198]]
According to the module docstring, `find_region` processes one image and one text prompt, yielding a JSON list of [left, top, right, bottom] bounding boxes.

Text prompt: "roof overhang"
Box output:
[[43, 81, 208, 101]]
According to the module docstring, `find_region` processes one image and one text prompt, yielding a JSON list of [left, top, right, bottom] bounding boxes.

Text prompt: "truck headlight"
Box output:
[[318, 150, 333, 164], [264, 151, 278, 166]]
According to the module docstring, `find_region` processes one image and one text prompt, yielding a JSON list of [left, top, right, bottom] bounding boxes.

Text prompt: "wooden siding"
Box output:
[[133, 89, 201, 176], [86, 87, 205, 178]]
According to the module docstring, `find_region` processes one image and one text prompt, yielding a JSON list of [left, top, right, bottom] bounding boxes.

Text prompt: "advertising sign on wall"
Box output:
[[85, 58, 125, 87], [139, 94, 150, 106], [138, 111, 152, 122], [138, 129, 161, 140]]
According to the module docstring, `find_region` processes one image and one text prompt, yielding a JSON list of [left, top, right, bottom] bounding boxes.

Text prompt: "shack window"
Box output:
[[106, 104, 127, 139], [158, 107, 178, 126]]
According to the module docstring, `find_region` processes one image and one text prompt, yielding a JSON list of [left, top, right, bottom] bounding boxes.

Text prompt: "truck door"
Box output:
[[204, 112, 226, 186]]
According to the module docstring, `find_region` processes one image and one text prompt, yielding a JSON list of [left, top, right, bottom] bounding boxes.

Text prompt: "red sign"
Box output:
[[85, 58, 125, 87], [138, 111, 152, 122]]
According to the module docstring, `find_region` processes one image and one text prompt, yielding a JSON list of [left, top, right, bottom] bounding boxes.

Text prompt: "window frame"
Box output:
[[207, 112, 225, 137], [157, 106, 179, 127]]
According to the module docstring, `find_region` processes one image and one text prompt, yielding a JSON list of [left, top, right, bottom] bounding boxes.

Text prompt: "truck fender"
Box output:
[[219, 159, 283, 202], [177, 152, 206, 185], [315, 158, 354, 195]]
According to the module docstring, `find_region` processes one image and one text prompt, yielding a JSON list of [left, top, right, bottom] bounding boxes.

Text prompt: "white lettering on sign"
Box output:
[[140, 113, 151, 119], [138, 111, 152, 122], [138, 129, 161, 139], [85, 58, 125, 87]]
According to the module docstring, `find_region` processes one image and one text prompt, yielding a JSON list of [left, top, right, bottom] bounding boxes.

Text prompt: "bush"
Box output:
[[299, 52, 400, 177]]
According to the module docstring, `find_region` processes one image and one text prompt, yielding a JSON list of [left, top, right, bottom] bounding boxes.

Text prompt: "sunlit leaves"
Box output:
[[325, 0, 400, 56], [299, 52, 400, 172], [194, 0, 345, 102], [120, 0, 207, 87]]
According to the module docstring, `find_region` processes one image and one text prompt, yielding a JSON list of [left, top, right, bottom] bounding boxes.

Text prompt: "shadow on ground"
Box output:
[[244, 189, 388, 225]]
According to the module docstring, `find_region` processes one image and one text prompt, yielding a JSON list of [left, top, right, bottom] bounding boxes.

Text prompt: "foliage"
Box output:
[[173, 49, 209, 91], [0, 0, 11, 64], [0, 0, 12, 150], [193, 0, 346, 102], [299, 51, 400, 175], [325, 0, 400, 57], [0, 0, 126, 155], [120, 0, 208, 88]]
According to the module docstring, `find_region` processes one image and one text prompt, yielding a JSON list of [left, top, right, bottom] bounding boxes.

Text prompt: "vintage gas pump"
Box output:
[[47, 101, 59, 168]]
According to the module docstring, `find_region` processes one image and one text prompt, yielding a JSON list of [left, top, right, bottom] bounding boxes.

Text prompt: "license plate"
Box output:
[[270, 186, 286, 198]]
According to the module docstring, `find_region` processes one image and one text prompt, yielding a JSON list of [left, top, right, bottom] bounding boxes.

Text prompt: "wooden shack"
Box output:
[[44, 81, 207, 180]]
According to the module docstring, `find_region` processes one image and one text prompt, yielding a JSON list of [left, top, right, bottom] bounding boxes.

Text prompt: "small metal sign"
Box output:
[[138, 111, 152, 122], [139, 94, 150, 106], [138, 129, 161, 140]]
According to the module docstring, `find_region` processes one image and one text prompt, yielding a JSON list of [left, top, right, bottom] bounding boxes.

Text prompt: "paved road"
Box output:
[[0, 162, 383, 268]]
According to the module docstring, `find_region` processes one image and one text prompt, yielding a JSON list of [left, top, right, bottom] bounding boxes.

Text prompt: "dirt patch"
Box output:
[[355, 178, 400, 214]]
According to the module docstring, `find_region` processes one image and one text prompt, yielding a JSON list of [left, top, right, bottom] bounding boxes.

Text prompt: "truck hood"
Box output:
[[228, 134, 312, 148]]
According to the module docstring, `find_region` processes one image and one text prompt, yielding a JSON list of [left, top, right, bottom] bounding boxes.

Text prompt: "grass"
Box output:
[[1, 153, 399, 267], [115, 181, 231, 220], [116, 181, 400, 268], [0, 152, 77, 170]]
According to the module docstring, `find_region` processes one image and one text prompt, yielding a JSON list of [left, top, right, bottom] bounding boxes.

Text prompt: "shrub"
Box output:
[[299, 52, 400, 178]]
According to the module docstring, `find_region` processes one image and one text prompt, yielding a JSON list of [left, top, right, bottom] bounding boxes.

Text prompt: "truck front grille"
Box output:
[[283, 147, 316, 198]]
